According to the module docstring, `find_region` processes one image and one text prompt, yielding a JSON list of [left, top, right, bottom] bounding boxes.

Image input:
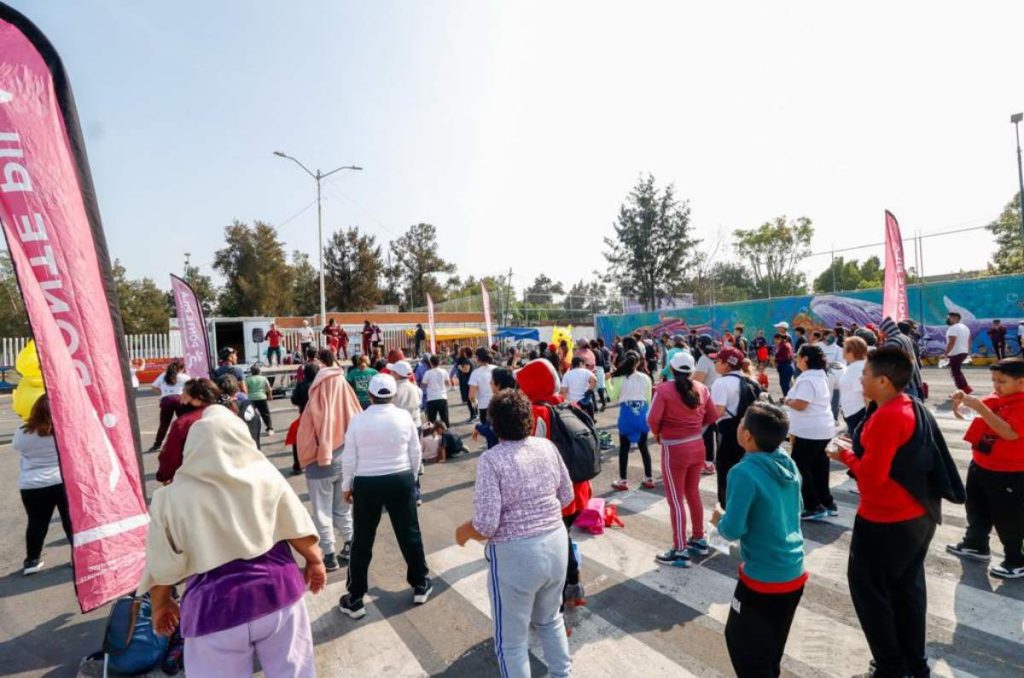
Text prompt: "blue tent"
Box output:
[[496, 327, 539, 341]]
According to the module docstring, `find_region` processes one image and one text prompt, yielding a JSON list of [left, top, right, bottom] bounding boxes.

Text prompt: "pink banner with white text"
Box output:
[[481, 282, 493, 346], [0, 5, 148, 612], [426, 293, 437, 354], [170, 274, 211, 380], [883, 210, 909, 322]]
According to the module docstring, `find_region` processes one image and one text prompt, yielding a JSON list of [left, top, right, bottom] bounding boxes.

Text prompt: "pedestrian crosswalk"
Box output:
[[291, 411, 1021, 678]]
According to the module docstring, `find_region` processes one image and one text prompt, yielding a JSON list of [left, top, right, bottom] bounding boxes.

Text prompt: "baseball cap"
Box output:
[[368, 373, 397, 398], [773, 321, 790, 330], [710, 346, 745, 368], [386, 360, 413, 378], [669, 351, 696, 373], [218, 347, 236, 361]]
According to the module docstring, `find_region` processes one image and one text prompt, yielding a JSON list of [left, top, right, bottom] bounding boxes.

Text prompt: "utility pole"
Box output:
[[183, 252, 191, 278]]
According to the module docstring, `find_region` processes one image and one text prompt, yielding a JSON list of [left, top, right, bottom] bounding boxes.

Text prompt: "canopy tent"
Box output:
[[404, 327, 487, 341], [496, 327, 540, 341]]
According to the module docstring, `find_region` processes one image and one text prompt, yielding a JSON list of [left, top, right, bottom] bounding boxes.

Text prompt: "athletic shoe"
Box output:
[[323, 553, 340, 572], [655, 549, 691, 568], [339, 541, 352, 563], [946, 542, 991, 562], [800, 508, 827, 522], [701, 462, 716, 476], [148, 444, 161, 453], [413, 578, 434, 604], [989, 563, 1024, 579], [686, 538, 709, 556], [22, 558, 44, 576], [824, 504, 839, 518], [417, 498, 423, 507], [611, 479, 629, 491], [563, 583, 586, 607], [339, 594, 366, 619], [265, 428, 275, 436], [291, 467, 303, 476], [641, 478, 656, 490]]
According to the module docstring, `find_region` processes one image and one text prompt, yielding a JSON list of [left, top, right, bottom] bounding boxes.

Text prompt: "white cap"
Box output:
[[368, 373, 397, 398], [773, 321, 790, 330], [386, 361, 413, 378], [669, 350, 696, 373]]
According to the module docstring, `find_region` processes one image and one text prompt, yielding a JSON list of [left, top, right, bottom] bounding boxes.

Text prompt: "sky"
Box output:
[[5, 0, 1024, 298]]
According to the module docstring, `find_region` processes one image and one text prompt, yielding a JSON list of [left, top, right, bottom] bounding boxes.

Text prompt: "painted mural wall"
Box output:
[[595, 274, 1024, 358]]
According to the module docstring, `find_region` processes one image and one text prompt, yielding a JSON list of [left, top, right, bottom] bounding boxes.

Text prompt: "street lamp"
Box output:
[[273, 151, 362, 329], [1011, 113, 1024, 253]]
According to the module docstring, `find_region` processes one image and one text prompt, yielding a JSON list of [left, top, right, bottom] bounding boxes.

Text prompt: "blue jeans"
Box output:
[[777, 361, 795, 397]]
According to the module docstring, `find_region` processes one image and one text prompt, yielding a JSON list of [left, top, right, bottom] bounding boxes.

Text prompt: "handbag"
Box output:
[[102, 594, 170, 676], [575, 498, 606, 535]]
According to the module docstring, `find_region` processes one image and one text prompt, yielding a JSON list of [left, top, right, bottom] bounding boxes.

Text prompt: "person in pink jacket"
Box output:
[[297, 349, 363, 572], [647, 350, 718, 568]]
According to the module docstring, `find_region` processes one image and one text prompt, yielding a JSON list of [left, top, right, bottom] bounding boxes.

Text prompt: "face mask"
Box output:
[[825, 336, 836, 345], [946, 318, 954, 326]]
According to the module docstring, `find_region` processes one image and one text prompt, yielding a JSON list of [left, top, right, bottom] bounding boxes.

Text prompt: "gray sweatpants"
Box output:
[[306, 455, 352, 555], [486, 526, 572, 678]]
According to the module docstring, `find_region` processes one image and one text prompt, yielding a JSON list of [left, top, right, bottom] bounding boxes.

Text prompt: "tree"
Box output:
[[388, 223, 456, 309], [180, 262, 217, 315], [698, 261, 761, 304], [733, 216, 813, 297], [986, 191, 1024, 274], [213, 220, 295, 316], [0, 250, 29, 336], [603, 174, 700, 310], [524, 274, 565, 306], [324, 227, 385, 311], [291, 251, 320, 316], [113, 260, 170, 334], [562, 280, 608, 317]]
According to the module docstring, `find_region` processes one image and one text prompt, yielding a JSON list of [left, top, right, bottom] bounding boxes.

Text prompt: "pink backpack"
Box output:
[[575, 498, 607, 535]]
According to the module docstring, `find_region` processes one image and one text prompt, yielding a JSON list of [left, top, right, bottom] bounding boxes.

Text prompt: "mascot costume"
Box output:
[[12, 340, 44, 421]]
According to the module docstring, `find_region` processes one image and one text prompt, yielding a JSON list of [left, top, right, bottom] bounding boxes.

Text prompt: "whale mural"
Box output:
[[596, 274, 1024, 358]]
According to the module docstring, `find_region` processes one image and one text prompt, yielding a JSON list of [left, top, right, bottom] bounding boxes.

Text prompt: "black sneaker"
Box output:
[[800, 508, 827, 522], [686, 538, 709, 556], [323, 553, 339, 572], [990, 562, 1024, 579], [413, 578, 433, 605], [946, 542, 991, 562], [22, 558, 44, 576], [654, 549, 691, 568], [148, 444, 161, 453], [823, 504, 839, 518], [339, 594, 366, 619], [338, 541, 352, 563]]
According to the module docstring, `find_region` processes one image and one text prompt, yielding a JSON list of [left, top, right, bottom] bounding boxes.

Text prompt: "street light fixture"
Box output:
[[1011, 114, 1024, 254], [273, 151, 363, 329]]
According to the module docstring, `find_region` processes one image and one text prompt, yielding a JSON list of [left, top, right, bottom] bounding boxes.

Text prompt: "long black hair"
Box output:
[[612, 350, 642, 378], [164, 360, 182, 386], [673, 369, 700, 408]]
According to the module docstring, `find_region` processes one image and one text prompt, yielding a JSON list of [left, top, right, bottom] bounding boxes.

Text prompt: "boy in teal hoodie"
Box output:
[[712, 402, 806, 677]]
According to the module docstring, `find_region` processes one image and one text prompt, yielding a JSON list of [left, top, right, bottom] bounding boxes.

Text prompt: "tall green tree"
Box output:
[[290, 251, 320, 316], [524, 274, 565, 306], [0, 250, 29, 336], [986, 191, 1024, 274], [388, 223, 456, 310], [213, 220, 295, 316], [113, 260, 170, 334], [733, 216, 813, 297], [180, 262, 218, 315], [696, 261, 761, 304], [603, 174, 700, 310], [562, 280, 608, 317], [324, 227, 385, 311]]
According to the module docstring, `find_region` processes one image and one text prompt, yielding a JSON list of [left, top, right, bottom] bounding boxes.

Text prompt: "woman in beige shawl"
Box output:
[[139, 405, 325, 678]]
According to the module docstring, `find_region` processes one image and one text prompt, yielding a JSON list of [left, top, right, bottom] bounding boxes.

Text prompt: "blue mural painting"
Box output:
[[595, 274, 1024, 358]]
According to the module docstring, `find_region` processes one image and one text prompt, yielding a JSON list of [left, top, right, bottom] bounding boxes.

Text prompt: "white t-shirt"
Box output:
[[299, 326, 314, 343], [152, 372, 191, 397], [710, 372, 743, 421], [786, 369, 836, 440], [422, 367, 450, 401], [562, 367, 594, 403], [946, 323, 971, 356], [469, 365, 496, 409], [694, 355, 718, 388], [822, 342, 845, 367], [839, 360, 866, 417], [617, 371, 652, 403], [12, 428, 62, 490]]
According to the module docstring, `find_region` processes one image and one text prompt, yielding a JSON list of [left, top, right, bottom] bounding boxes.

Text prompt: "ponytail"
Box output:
[[673, 370, 700, 409], [164, 360, 181, 386]]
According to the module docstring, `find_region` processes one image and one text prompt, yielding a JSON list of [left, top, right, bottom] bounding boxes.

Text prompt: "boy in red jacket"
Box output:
[[829, 347, 934, 677], [947, 358, 1024, 579]]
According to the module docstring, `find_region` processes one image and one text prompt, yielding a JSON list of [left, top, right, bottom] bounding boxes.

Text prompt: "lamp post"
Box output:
[[273, 151, 362, 329], [1011, 113, 1024, 253]]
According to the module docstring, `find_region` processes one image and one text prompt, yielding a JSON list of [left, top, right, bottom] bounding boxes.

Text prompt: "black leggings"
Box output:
[[251, 399, 273, 430], [618, 432, 652, 479], [564, 513, 580, 586], [21, 483, 73, 562], [791, 436, 834, 511]]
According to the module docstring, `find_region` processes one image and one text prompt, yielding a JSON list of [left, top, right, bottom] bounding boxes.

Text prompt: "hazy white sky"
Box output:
[[6, 1, 1023, 295]]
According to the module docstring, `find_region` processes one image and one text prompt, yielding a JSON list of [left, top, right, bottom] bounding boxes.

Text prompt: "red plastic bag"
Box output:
[[603, 504, 624, 529]]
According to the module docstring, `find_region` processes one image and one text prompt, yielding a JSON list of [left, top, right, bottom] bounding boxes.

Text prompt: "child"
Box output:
[[756, 364, 770, 392], [711, 402, 805, 677], [947, 358, 1024, 578]]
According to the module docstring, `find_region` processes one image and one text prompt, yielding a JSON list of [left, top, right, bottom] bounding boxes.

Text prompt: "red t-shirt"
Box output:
[[839, 394, 926, 523], [965, 393, 1024, 472], [266, 329, 282, 348]]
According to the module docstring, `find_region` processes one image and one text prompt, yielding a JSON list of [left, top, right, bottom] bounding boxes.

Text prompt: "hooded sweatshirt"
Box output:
[[879, 317, 924, 397], [296, 366, 363, 470], [717, 449, 806, 587]]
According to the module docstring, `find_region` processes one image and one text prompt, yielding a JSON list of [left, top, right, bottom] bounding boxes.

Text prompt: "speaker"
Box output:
[[252, 327, 265, 343]]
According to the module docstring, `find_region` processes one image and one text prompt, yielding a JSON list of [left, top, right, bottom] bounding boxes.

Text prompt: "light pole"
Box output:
[[1011, 113, 1024, 253], [273, 151, 362, 328]]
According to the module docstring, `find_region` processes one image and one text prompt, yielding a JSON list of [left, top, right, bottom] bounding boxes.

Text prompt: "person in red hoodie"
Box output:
[[947, 357, 1024, 579], [829, 347, 936, 677], [516, 358, 590, 608]]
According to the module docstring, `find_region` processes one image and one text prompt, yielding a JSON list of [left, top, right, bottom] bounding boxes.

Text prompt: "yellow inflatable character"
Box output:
[[551, 326, 574, 354], [12, 340, 45, 421]]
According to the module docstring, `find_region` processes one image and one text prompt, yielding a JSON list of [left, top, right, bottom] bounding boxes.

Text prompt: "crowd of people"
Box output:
[[8, 314, 1024, 678]]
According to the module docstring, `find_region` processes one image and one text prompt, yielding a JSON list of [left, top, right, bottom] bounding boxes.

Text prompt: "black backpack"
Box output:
[[544, 402, 601, 482], [722, 373, 763, 420]]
